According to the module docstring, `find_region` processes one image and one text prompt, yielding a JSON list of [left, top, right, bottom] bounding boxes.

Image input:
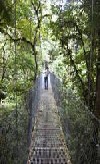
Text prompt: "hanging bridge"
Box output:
[[27, 73, 71, 164]]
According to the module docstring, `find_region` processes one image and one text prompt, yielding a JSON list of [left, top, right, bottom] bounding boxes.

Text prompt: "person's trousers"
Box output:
[[44, 76, 48, 89]]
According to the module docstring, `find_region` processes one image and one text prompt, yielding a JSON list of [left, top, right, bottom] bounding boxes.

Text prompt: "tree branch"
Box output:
[[68, 50, 88, 103]]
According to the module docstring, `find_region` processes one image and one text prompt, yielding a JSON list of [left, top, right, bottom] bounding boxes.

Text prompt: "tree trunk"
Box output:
[[95, 61, 100, 119], [27, 89, 33, 148], [93, 29, 100, 164]]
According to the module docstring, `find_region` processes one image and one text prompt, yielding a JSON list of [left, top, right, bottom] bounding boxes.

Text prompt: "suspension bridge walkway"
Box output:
[[27, 73, 71, 164]]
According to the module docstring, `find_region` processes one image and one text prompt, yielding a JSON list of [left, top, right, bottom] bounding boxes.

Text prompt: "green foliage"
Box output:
[[17, 19, 31, 39], [0, 0, 100, 163], [0, 0, 43, 161], [16, 0, 31, 19], [0, 0, 13, 26], [0, 104, 28, 163], [60, 89, 97, 164], [52, 77, 99, 164], [49, 0, 98, 110], [50, 1, 100, 163]]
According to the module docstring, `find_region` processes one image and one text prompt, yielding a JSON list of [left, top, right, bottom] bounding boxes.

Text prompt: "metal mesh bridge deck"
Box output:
[[27, 75, 71, 164]]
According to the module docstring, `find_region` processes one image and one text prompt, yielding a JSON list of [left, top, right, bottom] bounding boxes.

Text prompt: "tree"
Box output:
[[49, 0, 100, 163]]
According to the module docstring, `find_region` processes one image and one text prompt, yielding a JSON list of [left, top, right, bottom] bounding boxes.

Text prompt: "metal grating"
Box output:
[[27, 78, 71, 164]]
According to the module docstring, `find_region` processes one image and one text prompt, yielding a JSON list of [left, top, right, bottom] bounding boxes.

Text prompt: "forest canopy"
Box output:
[[0, 0, 100, 164]]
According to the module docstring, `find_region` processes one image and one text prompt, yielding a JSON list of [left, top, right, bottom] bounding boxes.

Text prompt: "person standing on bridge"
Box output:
[[44, 67, 49, 90]]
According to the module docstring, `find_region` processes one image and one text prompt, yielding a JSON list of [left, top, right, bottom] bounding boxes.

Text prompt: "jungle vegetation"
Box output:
[[0, 0, 100, 163]]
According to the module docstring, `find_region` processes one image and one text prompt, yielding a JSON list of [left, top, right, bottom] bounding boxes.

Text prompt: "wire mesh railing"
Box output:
[[50, 73, 100, 164], [26, 76, 41, 148]]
